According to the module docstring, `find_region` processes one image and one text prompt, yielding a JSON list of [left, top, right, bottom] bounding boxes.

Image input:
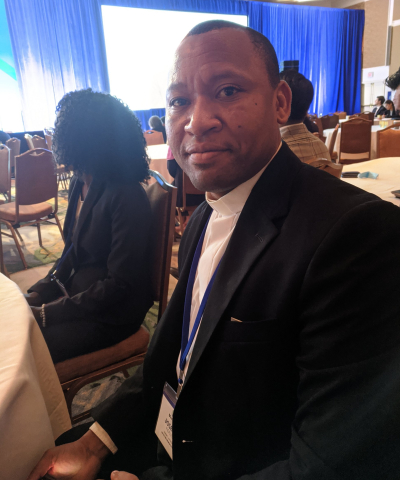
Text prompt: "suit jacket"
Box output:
[[372, 105, 387, 116], [29, 175, 153, 326], [93, 143, 400, 479]]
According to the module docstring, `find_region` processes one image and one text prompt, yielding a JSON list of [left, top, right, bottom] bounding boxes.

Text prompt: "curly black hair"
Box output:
[[385, 68, 400, 91], [53, 89, 149, 182]]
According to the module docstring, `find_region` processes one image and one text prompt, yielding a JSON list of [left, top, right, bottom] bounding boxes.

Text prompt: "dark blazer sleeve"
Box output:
[[27, 175, 80, 303], [237, 200, 400, 480], [43, 183, 152, 324]]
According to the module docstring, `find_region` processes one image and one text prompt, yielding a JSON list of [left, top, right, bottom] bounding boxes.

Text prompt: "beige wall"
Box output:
[[389, 25, 400, 74], [362, 0, 390, 68], [393, 0, 400, 21]]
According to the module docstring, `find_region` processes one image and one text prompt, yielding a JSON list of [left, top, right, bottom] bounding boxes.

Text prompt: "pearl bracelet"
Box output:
[[40, 304, 46, 328]]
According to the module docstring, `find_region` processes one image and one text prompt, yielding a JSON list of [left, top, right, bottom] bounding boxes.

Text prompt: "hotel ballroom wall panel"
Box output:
[[389, 25, 400, 75], [362, 0, 390, 68]]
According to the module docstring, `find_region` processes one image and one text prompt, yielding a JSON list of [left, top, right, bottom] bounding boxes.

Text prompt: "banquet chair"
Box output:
[[44, 134, 53, 150], [0, 148, 64, 269], [5, 137, 20, 176], [24, 134, 34, 150], [314, 117, 326, 143], [339, 118, 372, 165], [177, 171, 205, 236], [144, 130, 164, 146], [328, 124, 339, 162], [31, 135, 47, 149], [308, 158, 343, 179], [55, 170, 177, 423], [0, 145, 11, 202], [376, 124, 400, 158], [334, 111, 347, 120], [321, 114, 339, 130]]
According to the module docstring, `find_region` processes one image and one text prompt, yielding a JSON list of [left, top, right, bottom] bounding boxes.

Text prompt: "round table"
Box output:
[[341, 157, 400, 207], [146, 144, 174, 185], [0, 274, 71, 479]]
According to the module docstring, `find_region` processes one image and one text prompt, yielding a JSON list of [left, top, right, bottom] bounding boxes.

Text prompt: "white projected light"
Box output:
[[101, 6, 248, 111]]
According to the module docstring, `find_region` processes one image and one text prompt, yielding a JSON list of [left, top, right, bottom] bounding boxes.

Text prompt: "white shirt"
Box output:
[[91, 142, 282, 453]]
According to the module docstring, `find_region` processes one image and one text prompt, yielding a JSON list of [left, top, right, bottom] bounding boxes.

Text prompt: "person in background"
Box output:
[[160, 116, 165, 126], [0, 130, 10, 144], [385, 68, 400, 119], [25, 88, 153, 364], [279, 70, 331, 163], [303, 115, 319, 134], [384, 100, 396, 118], [372, 96, 387, 117], [148, 115, 167, 142]]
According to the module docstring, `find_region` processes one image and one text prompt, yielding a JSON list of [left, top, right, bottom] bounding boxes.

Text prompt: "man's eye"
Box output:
[[169, 98, 189, 107], [217, 87, 240, 98]]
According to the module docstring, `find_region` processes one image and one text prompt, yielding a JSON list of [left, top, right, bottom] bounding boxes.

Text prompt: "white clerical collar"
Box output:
[[206, 142, 282, 217]]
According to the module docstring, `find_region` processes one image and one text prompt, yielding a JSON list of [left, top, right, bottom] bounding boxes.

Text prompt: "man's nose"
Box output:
[[184, 97, 222, 137]]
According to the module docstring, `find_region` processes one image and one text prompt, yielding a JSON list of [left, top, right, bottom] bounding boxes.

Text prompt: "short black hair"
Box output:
[[384, 99, 394, 107], [385, 68, 400, 91], [53, 89, 149, 182], [376, 96, 385, 105], [186, 20, 280, 88], [279, 70, 314, 122], [149, 115, 163, 130]]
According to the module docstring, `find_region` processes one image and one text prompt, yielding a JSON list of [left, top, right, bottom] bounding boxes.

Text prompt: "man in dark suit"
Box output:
[[371, 95, 387, 116], [29, 21, 400, 480]]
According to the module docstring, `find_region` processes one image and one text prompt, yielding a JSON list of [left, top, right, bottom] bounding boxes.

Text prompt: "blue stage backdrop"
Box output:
[[4, 0, 364, 131]]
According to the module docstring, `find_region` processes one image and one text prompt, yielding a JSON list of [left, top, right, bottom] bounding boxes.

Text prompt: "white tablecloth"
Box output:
[[342, 157, 400, 207], [147, 144, 174, 185], [0, 274, 71, 480]]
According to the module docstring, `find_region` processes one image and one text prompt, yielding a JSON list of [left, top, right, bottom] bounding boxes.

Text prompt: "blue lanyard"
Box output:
[[178, 214, 221, 389]]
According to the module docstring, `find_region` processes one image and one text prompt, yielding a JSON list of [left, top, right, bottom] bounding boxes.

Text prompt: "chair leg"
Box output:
[[54, 214, 65, 242], [15, 227, 24, 243], [7, 223, 27, 269], [37, 223, 43, 248], [178, 209, 185, 237]]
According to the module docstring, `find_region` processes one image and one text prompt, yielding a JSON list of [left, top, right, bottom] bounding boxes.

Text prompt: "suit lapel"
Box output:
[[183, 143, 303, 389]]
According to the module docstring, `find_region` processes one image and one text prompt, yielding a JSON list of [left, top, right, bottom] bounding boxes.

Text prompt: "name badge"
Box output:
[[155, 382, 177, 459]]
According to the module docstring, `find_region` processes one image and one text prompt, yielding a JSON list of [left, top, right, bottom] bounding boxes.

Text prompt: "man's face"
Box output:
[[166, 28, 291, 197], [374, 97, 380, 106], [393, 88, 400, 112]]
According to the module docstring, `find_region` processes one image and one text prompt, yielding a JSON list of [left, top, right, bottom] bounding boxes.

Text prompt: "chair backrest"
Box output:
[[334, 111, 347, 120], [339, 118, 372, 164], [31, 135, 47, 149], [44, 134, 53, 150], [0, 144, 11, 198], [144, 130, 164, 146], [24, 133, 34, 150], [145, 170, 177, 321], [376, 125, 400, 158], [328, 124, 340, 157], [321, 114, 339, 130], [5, 137, 20, 171], [307, 158, 343, 179], [360, 111, 374, 121], [15, 149, 58, 212]]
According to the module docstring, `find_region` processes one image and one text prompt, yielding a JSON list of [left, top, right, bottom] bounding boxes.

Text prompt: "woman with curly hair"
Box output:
[[25, 89, 153, 363]]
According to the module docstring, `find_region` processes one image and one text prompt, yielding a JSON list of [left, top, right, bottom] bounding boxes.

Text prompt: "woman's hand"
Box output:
[[24, 291, 42, 307], [31, 306, 42, 323], [110, 472, 139, 480]]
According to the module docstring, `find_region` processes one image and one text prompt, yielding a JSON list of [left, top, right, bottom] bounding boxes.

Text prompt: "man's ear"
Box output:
[[276, 80, 292, 126]]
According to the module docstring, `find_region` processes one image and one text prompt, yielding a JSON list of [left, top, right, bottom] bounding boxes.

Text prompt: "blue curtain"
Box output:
[[5, 0, 364, 131], [4, 0, 109, 130], [248, 2, 364, 116]]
